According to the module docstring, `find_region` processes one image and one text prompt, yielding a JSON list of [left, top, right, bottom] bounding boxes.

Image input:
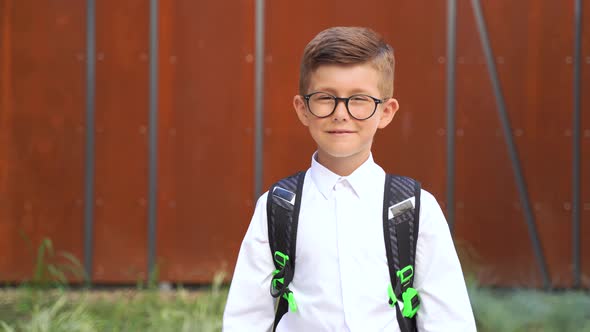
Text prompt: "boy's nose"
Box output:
[[332, 99, 350, 121]]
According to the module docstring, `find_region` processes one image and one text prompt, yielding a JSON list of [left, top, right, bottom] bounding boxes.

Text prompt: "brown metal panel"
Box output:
[[264, 1, 448, 197], [372, 2, 447, 200], [0, 0, 85, 281], [581, 0, 590, 288], [455, 0, 577, 287], [93, 0, 149, 283], [156, 0, 255, 283]]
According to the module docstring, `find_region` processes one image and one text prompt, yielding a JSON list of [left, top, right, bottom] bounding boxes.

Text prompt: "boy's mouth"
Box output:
[[326, 130, 355, 134]]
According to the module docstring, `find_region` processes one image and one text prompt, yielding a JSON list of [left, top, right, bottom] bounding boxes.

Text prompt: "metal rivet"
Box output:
[[96, 127, 103, 134], [169, 128, 176, 136], [138, 198, 146, 207], [76, 199, 83, 206], [96, 198, 103, 207], [76, 53, 84, 61], [24, 201, 33, 211], [436, 128, 445, 136], [56, 16, 67, 25], [586, 56, 590, 64], [265, 55, 273, 63], [437, 56, 446, 64], [564, 129, 572, 137], [139, 126, 147, 134], [265, 128, 272, 136], [245, 54, 254, 63], [497, 56, 505, 64], [584, 129, 590, 138], [139, 52, 148, 61], [168, 200, 176, 208], [564, 202, 571, 211], [514, 129, 523, 137], [169, 55, 177, 64], [76, 125, 84, 133], [565, 56, 572, 64], [534, 203, 541, 211], [456, 129, 464, 137], [97, 52, 104, 61], [458, 56, 465, 64]]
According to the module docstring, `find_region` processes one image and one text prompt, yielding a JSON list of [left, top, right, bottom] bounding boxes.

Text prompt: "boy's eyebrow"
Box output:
[[310, 87, 375, 96]]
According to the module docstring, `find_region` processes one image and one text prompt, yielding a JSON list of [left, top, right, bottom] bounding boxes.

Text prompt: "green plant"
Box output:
[[18, 237, 86, 289]]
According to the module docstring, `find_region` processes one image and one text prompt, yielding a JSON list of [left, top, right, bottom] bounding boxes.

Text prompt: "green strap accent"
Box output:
[[272, 277, 284, 289], [272, 251, 297, 312], [387, 283, 397, 307], [283, 291, 298, 312], [387, 283, 421, 318], [274, 251, 289, 267], [401, 287, 420, 318], [396, 265, 414, 287]]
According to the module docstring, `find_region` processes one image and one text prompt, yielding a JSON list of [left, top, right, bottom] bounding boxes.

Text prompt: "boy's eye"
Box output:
[[311, 94, 334, 102], [350, 95, 372, 102]]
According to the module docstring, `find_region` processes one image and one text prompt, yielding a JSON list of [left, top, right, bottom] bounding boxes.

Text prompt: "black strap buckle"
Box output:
[[270, 263, 291, 298], [270, 251, 297, 312], [270, 251, 293, 298]]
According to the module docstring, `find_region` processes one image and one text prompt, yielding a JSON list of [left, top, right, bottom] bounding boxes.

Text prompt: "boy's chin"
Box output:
[[317, 148, 368, 160]]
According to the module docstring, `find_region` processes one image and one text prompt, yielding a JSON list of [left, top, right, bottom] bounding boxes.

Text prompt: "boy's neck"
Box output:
[[316, 150, 371, 177]]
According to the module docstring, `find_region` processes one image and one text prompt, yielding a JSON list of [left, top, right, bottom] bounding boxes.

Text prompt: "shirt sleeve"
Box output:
[[223, 192, 276, 332], [414, 189, 477, 331]]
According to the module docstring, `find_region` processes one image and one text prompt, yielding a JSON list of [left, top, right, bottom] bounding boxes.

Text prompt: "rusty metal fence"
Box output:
[[0, 0, 588, 288]]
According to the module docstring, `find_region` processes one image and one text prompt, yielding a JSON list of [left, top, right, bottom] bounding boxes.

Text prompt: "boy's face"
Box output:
[[293, 63, 399, 166]]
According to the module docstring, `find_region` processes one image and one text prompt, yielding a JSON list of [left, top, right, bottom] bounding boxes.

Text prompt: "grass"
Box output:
[[468, 283, 590, 332], [1, 238, 589, 331], [1, 281, 589, 332], [0, 281, 227, 332]]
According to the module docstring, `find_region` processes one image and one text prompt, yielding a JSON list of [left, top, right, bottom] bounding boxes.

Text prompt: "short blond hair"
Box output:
[[299, 26, 395, 97]]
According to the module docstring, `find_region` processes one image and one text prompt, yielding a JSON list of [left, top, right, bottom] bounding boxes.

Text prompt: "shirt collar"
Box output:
[[310, 152, 380, 200]]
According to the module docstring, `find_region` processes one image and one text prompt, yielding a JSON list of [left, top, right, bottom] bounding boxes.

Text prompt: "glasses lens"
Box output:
[[348, 95, 375, 120], [308, 93, 336, 117]]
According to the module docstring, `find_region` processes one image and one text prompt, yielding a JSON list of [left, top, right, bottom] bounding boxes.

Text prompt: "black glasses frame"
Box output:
[[303, 92, 388, 120]]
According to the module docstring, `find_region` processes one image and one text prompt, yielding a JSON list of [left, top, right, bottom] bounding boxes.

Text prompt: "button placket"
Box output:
[[335, 179, 356, 329]]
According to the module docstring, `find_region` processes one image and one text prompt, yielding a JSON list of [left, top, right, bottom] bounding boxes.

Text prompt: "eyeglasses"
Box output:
[[303, 92, 388, 120]]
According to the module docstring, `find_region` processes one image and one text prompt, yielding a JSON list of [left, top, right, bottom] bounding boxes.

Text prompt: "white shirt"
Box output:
[[224, 154, 476, 332]]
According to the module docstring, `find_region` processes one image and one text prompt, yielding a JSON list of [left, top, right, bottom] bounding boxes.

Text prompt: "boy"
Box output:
[[223, 27, 476, 331]]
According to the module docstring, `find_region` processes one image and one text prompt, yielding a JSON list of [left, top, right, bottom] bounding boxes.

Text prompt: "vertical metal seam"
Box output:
[[147, 0, 159, 280], [446, 0, 457, 234], [470, 0, 551, 289], [84, 0, 96, 284], [254, 0, 265, 200], [572, 0, 582, 289]]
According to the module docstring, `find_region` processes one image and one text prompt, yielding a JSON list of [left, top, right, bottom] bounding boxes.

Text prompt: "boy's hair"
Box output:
[[299, 26, 395, 97]]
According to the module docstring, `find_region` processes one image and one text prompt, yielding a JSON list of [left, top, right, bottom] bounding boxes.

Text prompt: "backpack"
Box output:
[[267, 171, 422, 332]]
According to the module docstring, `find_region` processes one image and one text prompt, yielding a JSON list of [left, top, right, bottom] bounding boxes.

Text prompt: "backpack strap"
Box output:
[[267, 171, 306, 331], [383, 174, 421, 332]]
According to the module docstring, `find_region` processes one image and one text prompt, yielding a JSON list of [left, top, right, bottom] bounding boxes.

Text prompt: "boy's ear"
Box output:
[[293, 95, 310, 127], [377, 98, 399, 129]]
